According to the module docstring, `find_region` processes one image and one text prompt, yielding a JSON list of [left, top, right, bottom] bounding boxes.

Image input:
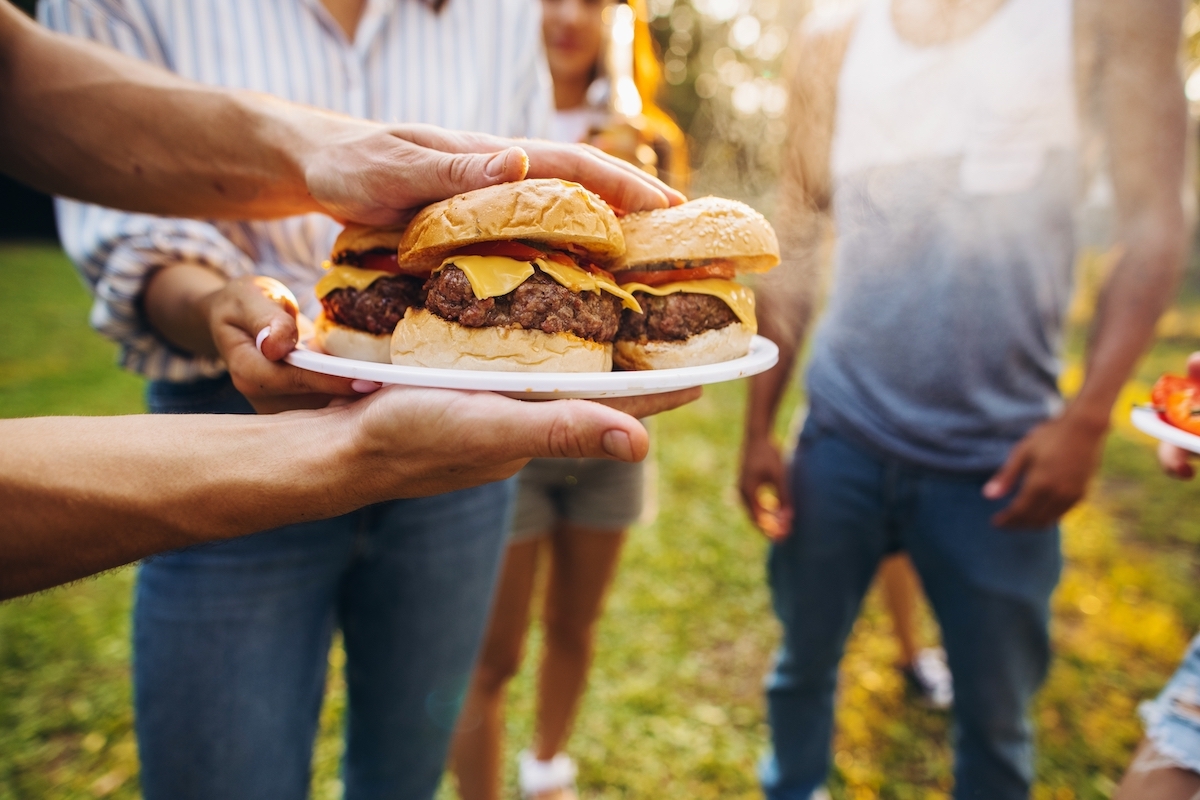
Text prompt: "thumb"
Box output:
[[983, 442, 1031, 500], [488, 399, 649, 463], [423, 146, 530, 201], [1158, 441, 1196, 480], [1187, 351, 1200, 382]]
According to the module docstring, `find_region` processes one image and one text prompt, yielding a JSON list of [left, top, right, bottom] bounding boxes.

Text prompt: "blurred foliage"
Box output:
[[645, 0, 810, 211]]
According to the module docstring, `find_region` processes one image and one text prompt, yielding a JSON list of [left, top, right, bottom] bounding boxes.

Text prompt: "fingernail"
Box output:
[[982, 481, 1000, 499], [255, 326, 271, 353], [484, 150, 511, 181], [602, 429, 634, 461], [351, 380, 381, 393]]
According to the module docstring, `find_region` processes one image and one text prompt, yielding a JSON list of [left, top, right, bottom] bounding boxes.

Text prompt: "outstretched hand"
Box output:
[[302, 121, 686, 227], [345, 385, 701, 499]]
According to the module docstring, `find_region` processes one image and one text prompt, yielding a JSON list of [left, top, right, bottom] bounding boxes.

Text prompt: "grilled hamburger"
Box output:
[[611, 197, 779, 370], [390, 179, 639, 372], [314, 224, 426, 363]]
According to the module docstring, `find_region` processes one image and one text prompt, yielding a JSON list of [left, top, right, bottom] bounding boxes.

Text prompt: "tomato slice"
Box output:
[[1165, 389, 1200, 436], [616, 263, 737, 286], [542, 251, 578, 267], [583, 263, 617, 283], [448, 241, 546, 261], [359, 251, 401, 274], [1151, 374, 1200, 409]]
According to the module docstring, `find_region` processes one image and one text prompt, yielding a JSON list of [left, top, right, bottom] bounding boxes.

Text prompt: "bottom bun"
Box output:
[[391, 308, 613, 372], [314, 312, 392, 364], [614, 323, 755, 371]]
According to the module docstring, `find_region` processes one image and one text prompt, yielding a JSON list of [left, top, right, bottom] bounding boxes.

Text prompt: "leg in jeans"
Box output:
[[134, 517, 355, 800], [761, 424, 892, 800], [902, 470, 1061, 800], [340, 479, 515, 800], [136, 377, 356, 800]]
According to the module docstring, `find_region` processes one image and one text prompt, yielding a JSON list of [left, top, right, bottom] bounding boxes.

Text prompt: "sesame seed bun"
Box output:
[[397, 179, 625, 273], [613, 197, 780, 274]]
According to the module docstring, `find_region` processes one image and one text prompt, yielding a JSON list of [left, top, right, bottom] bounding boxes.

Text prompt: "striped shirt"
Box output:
[[39, 0, 553, 381]]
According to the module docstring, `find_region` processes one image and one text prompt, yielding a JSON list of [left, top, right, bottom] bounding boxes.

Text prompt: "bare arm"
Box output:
[[739, 17, 852, 537], [0, 384, 699, 601], [0, 2, 680, 224], [986, 0, 1187, 526]]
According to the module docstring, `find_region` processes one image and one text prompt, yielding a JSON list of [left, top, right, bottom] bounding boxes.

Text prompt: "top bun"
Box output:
[[614, 196, 780, 274], [397, 179, 625, 272], [332, 223, 407, 258]]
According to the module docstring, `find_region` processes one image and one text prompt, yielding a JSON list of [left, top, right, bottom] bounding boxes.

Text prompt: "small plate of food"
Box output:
[[1130, 374, 1200, 455], [288, 180, 782, 399]]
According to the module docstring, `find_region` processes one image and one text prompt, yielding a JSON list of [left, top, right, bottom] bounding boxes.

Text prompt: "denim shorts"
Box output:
[[1140, 633, 1200, 775]]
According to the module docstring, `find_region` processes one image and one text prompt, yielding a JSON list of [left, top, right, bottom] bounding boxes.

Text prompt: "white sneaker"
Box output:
[[903, 647, 954, 710], [518, 750, 578, 800]]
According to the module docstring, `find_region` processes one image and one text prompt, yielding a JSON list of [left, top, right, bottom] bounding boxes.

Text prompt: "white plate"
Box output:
[[286, 335, 779, 399], [1131, 405, 1200, 455]]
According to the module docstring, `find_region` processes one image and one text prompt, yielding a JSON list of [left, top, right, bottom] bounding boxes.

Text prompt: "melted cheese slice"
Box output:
[[438, 255, 535, 299], [314, 264, 394, 298], [620, 279, 757, 333], [437, 254, 642, 312], [534, 259, 641, 312]]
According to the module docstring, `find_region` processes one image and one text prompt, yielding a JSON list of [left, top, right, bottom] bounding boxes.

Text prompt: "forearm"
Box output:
[[0, 4, 329, 218], [1071, 0, 1189, 427], [0, 409, 373, 600], [1072, 232, 1185, 427]]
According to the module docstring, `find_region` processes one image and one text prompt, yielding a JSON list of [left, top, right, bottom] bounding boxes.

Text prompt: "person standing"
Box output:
[[450, 2, 686, 799], [739, 0, 1186, 797], [37, 1, 592, 798]]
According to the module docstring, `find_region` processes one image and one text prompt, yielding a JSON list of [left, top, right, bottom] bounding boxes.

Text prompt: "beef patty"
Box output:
[[321, 274, 425, 335], [617, 291, 738, 341], [424, 265, 622, 342]]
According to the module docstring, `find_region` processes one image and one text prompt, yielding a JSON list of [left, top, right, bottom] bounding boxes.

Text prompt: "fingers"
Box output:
[[390, 125, 684, 212], [595, 387, 702, 418], [482, 397, 650, 462], [1188, 351, 1200, 381], [402, 145, 531, 206], [990, 463, 1081, 528], [1158, 441, 1196, 480], [983, 441, 1031, 501], [738, 440, 793, 541], [212, 277, 359, 411], [233, 276, 299, 361], [522, 140, 682, 213]]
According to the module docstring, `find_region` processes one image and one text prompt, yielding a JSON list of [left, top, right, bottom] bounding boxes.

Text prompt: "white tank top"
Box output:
[[806, 0, 1082, 472], [832, 0, 1077, 191]]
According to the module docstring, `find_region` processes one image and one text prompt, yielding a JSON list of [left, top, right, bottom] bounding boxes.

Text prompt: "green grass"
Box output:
[[2, 242, 1199, 799]]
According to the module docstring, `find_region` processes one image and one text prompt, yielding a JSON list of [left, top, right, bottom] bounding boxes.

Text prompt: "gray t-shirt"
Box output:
[[804, 0, 1079, 472]]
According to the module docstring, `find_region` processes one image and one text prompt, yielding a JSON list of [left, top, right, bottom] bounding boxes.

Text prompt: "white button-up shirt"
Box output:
[[39, 0, 553, 381]]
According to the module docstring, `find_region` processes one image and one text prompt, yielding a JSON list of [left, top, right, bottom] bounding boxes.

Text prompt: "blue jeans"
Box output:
[[136, 376, 515, 800], [762, 418, 1061, 800]]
